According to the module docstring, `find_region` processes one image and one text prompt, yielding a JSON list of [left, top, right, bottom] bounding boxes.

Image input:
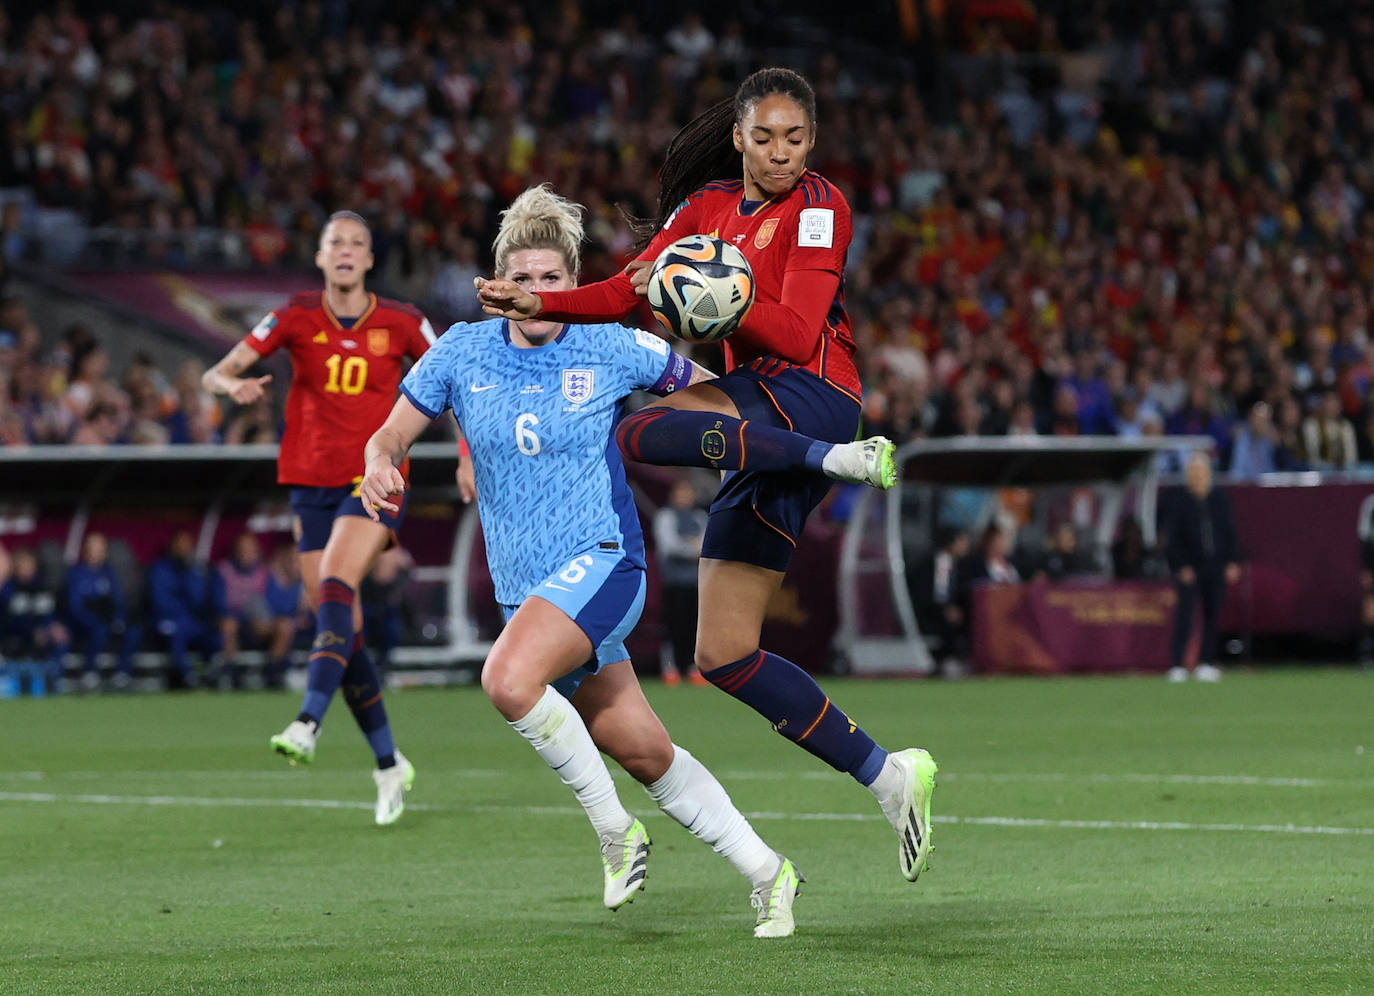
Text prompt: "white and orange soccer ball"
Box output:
[[646, 235, 755, 343]]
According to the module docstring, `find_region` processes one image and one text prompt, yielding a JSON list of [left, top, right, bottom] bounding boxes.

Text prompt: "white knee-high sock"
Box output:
[[646, 745, 781, 888], [509, 685, 633, 838]]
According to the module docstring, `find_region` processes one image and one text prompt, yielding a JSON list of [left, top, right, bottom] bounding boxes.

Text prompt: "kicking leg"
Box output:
[[695, 557, 937, 883], [615, 384, 894, 487]]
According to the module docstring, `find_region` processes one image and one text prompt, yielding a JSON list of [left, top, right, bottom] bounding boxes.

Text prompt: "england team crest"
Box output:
[[367, 328, 389, 356], [562, 369, 595, 405]]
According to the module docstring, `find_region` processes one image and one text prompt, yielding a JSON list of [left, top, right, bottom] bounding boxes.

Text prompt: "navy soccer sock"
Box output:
[[299, 577, 355, 725], [705, 649, 887, 785], [342, 633, 396, 769], [616, 407, 830, 473]]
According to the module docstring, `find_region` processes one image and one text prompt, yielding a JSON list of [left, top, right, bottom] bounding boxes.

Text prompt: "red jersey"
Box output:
[[539, 169, 861, 399], [243, 291, 436, 487]]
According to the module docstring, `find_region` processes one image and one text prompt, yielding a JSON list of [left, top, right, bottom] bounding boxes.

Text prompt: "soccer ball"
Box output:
[[646, 235, 754, 343]]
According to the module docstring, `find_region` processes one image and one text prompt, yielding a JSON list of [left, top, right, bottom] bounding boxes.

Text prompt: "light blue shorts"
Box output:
[[501, 547, 646, 699]]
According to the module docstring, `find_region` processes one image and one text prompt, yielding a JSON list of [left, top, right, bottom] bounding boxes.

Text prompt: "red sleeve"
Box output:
[[538, 271, 641, 323], [243, 307, 291, 357], [731, 269, 841, 364], [538, 197, 702, 323]]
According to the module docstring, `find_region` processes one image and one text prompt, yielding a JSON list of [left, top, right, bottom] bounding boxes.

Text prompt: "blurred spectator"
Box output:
[[431, 231, 486, 323], [665, 14, 714, 78], [1037, 522, 1099, 581], [148, 530, 223, 689], [165, 360, 221, 444], [0, 547, 65, 697], [1066, 352, 1115, 435], [65, 531, 137, 690], [1111, 518, 1163, 581], [652, 475, 708, 686], [1167, 383, 1233, 465], [62, 339, 110, 426], [1228, 402, 1278, 479], [222, 391, 279, 445], [265, 543, 305, 688], [217, 533, 295, 689], [912, 526, 970, 677], [1162, 452, 1240, 683], [1269, 396, 1307, 470], [1301, 389, 1358, 471], [965, 522, 1021, 587], [70, 402, 124, 446]]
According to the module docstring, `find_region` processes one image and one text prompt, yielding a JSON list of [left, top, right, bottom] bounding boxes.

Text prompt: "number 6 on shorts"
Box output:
[[559, 554, 594, 585]]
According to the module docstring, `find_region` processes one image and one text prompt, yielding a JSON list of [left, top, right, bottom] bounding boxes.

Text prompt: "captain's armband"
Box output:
[[649, 351, 692, 396]]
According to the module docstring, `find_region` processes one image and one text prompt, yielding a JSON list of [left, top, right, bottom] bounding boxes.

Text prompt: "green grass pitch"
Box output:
[[2, 670, 1371, 994]]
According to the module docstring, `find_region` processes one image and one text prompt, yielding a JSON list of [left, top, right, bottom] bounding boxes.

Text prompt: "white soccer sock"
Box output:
[[646, 745, 781, 888], [509, 685, 633, 838]]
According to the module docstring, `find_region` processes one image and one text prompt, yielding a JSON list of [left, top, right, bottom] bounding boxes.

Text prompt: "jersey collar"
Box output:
[[502, 319, 572, 349], [322, 291, 377, 330], [737, 192, 786, 217]]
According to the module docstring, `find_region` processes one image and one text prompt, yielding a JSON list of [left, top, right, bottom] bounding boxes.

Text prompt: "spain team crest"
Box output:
[[562, 369, 595, 405], [754, 217, 779, 250], [367, 329, 389, 356]]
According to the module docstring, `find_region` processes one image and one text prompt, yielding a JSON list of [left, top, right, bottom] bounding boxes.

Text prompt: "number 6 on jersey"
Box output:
[[515, 413, 541, 456]]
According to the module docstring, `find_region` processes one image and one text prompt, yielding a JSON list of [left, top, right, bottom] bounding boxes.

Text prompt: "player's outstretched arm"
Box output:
[[474, 276, 542, 320], [683, 358, 717, 388], [360, 396, 434, 521], [203, 341, 273, 404]]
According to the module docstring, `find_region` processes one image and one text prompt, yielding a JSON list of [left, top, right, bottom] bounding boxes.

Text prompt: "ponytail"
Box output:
[[630, 99, 737, 251]]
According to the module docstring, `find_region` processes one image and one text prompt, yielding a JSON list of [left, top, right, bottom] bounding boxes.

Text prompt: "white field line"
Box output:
[[0, 769, 1362, 789], [720, 771, 1359, 788], [1, 790, 1371, 837]]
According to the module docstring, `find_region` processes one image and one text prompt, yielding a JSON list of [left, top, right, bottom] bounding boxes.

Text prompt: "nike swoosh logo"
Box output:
[[470, 384, 498, 392]]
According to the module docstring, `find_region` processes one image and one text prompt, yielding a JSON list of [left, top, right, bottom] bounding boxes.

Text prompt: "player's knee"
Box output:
[[614, 408, 655, 460], [693, 639, 754, 675], [317, 556, 364, 591], [480, 655, 537, 719], [618, 736, 674, 785]]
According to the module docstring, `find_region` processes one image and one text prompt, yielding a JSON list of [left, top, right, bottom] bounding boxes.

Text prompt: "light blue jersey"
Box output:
[[400, 318, 678, 605]]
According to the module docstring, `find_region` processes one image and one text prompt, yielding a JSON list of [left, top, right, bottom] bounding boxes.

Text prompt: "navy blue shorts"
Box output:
[[289, 480, 408, 554], [701, 364, 860, 572]]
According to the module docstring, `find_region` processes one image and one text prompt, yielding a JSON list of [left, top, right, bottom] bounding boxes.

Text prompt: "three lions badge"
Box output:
[[562, 369, 595, 406]]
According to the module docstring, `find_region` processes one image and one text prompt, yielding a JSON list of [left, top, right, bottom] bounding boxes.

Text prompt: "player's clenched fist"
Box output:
[[359, 457, 406, 521]]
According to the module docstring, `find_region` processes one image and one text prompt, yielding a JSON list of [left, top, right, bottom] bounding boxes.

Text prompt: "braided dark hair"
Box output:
[[631, 67, 818, 251]]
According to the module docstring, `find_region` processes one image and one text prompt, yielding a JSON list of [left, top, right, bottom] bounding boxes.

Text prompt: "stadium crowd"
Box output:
[[4, 3, 1374, 476], [0, 525, 414, 694]]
